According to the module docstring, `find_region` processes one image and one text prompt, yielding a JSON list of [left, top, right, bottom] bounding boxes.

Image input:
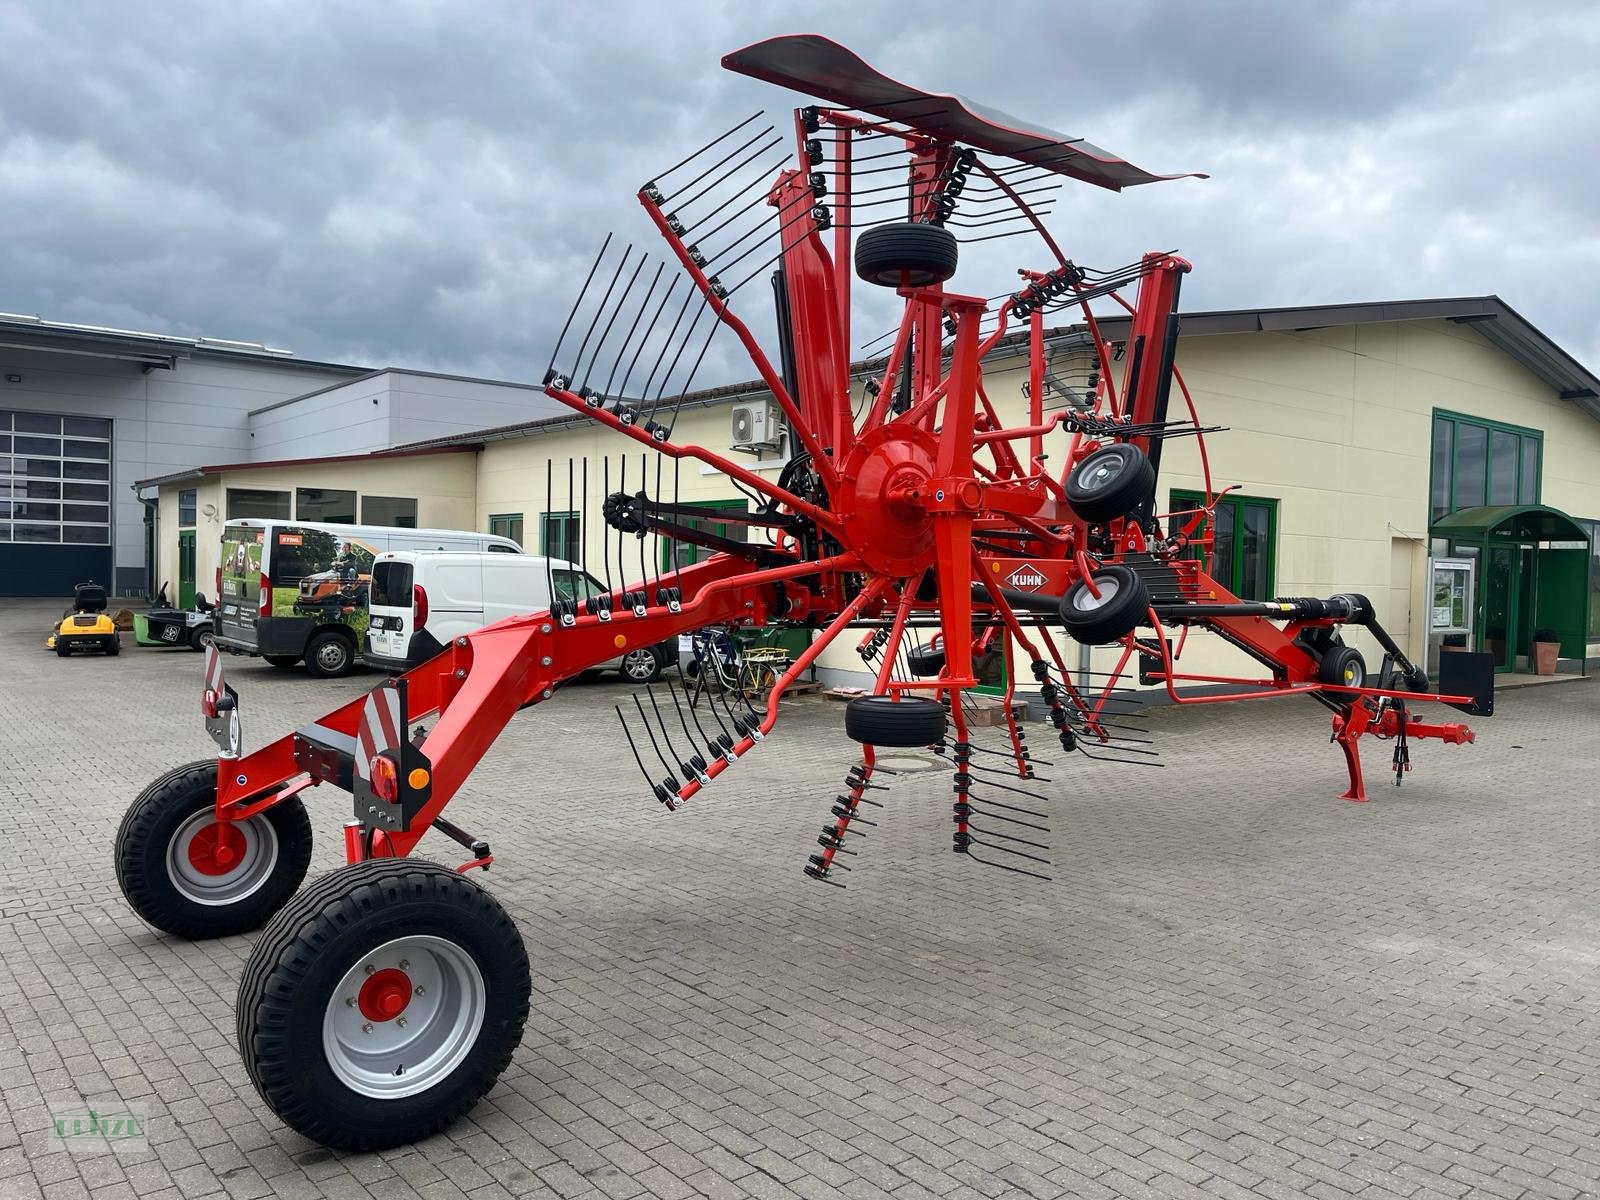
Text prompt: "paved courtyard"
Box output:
[[0, 598, 1596, 1200]]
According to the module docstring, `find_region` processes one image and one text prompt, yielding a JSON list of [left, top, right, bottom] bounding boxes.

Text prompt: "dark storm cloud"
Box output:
[[1, 0, 1596, 384]]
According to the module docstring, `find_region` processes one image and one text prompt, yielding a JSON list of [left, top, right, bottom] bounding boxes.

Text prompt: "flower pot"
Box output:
[[1533, 640, 1558, 676]]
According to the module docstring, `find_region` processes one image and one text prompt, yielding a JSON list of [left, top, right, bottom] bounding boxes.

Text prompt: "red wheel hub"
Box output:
[[358, 967, 414, 1022], [837, 424, 941, 577], [186, 821, 248, 876]]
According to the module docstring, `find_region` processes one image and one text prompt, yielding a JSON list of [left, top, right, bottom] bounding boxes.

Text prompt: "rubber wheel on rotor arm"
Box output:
[[855, 223, 959, 288], [237, 858, 532, 1152], [844, 695, 948, 747], [115, 759, 313, 939], [1318, 643, 1367, 692], [304, 629, 355, 678], [1059, 565, 1150, 645], [1065, 443, 1156, 524], [905, 645, 945, 677]]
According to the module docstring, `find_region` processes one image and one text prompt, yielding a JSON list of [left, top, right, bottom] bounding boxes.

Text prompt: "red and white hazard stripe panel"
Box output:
[[355, 686, 403, 784]]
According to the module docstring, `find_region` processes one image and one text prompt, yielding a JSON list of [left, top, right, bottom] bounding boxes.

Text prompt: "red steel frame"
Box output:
[[190, 55, 1481, 876]]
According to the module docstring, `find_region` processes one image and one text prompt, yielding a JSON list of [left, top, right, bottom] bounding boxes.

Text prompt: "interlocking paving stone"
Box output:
[[0, 598, 1595, 1199]]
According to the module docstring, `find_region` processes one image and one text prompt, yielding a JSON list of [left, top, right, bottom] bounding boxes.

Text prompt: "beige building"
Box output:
[[142, 296, 1600, 688]]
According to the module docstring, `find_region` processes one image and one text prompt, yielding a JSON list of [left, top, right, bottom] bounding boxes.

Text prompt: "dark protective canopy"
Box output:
[[1431, 504, 1592, 544], [721, 34, 1206, 192]]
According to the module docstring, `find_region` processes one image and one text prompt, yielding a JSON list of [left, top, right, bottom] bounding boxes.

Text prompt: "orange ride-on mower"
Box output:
[[47, 581, 121, 657]]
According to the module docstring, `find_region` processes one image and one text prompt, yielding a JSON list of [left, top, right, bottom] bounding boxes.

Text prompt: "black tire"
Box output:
[[189, 623, 214, 651], [855, 223, 958, 288], [619, 645, 664, 684], [106, 635, 120, 656], [237, 859, 531, 1152], [1059, 565, 1149, 645], [304, 629, 355, 678], [264, 654, 301, 669], [1318, 644, 1366, 691], [55, 642, 70, 657], [1065, 443, 1156, 524], [906, 645, 946, 677], [844, 695, 947, 747], [115, 760, 313, 939]]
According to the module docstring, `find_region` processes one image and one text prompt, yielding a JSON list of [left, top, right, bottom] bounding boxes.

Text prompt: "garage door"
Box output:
[[2, 410, 115, 596]]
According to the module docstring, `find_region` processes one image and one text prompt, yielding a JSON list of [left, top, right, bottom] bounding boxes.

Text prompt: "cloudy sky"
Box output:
[[2, 1, 1598, 389]]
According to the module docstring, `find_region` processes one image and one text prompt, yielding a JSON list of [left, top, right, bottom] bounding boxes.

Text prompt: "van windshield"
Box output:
[[371, 561, 413, 608]]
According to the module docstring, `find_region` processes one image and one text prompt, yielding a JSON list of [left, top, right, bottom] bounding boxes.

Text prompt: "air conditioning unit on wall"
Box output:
[[730, 400, 784, 452]]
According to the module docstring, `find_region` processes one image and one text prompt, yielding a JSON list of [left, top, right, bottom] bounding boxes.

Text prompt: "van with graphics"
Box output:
[[215, 520, 522, 677]]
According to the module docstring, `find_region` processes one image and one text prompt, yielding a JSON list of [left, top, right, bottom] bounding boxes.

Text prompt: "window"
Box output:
[[1429, 410, 1541, 521], [296, 487, 356, 524], [488, 513, 524, 546], [227, 488, 291, 520], [551, 568, 604, 603], [541, 511, 581, 562], [1579, 518, 1600, 642], [1170, 489, 1278, 601], [0, 410, 111, 544], [178, 489, 197, 527], [362, 495, 418, 528], [660, 500, 749, 570]]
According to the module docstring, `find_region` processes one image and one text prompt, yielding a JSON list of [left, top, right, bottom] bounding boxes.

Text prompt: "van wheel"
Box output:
[[620, 646, 664, 684], [305, 631, 355, 679], [265, 655, 301, 669]]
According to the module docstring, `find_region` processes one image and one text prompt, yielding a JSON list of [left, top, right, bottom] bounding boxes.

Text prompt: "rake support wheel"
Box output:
[[855, 222, 959, 288], [237, 859, 531, 1152], [1059, 566, 1150, 645], [844, 695, 947, 746]]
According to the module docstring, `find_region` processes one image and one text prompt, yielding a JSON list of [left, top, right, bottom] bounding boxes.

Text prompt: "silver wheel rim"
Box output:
[[1072, 576, 1120, 612], [165, 811, 279, 906], [622, 650, 656, 680], [315, 640, 348, 671], [322, 935, 487, 1099], [1080, 454, 1125, 491]]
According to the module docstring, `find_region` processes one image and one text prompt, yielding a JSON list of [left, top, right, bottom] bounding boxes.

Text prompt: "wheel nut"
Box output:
[[396, 1017, 407, 1028], [345, 997, 356, 1007], [362, 1023, 373, 1034], [398, 959, 409, 969], [364, 964, 376, 975], [415, 986, 425, 996]]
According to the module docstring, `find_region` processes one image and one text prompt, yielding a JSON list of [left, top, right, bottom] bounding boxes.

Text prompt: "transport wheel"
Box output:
[[844, 695, 947, 747], [1059, 565, 1150, 645], [305, 630, 355, 678], [1064, 443, 1155, 524], [1318, 643, 1366, 692], [264, 655, 301, 669], [854, 222, 958, 288], [237, 859, 531, 1152], [906, 645, 946, 677], [620, 645, 664, 684], [115, 760, 313, 939], [189, 624, 214, 651]]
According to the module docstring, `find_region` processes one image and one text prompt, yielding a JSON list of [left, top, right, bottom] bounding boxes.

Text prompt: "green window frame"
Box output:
[[488, 512, 524, 547], [540, 511, 581, 562], [1428, 409, 1541, 523], [1170, 489, 1278, 601], [660, 499, 749, 570]]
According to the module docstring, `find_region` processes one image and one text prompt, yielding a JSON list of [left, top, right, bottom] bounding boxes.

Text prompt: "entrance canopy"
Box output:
[[1431, 504, 1591, 545]]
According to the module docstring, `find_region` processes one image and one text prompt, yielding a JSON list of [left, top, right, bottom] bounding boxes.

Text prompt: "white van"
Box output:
[[214, 519, 522, 678], [363, 550, 674, 683]]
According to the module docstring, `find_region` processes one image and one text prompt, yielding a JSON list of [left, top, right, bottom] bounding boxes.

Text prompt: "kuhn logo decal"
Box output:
[[1006, 563, 1048, 590]]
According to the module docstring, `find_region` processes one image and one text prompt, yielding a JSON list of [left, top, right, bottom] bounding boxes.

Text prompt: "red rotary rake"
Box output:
[[113, 35, 1492, 1150]]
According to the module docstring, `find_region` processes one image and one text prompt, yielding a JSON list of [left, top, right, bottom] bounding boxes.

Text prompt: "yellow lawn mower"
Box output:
[[47, 581, 121, 657]]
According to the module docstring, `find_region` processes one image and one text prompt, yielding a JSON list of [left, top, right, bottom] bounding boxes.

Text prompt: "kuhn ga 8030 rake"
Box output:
[[113, 36, 1492, 1150]]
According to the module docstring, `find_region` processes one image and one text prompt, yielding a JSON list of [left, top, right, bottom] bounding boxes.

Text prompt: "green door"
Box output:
[[178, 530, 196, 609], [1481, 544, 1518, 672]]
